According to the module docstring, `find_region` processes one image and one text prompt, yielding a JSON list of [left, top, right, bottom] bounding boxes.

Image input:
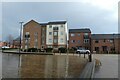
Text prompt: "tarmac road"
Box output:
[[93, 54, 118, 78]]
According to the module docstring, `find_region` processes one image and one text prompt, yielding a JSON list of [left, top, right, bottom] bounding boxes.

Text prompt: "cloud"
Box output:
[[2, 2, 118, 41]]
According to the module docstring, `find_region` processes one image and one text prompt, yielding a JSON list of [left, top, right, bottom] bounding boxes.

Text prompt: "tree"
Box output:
[[6, 34, 14, 46]]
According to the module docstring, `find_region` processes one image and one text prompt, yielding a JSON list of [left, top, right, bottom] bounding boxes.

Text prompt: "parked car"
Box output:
[[76, 48, 90, 54], [2, 46, 10, 49]]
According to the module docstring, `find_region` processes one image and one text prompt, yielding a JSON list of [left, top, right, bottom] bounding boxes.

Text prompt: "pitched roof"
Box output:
[[91, 34, 120, 39], [24, 20, 67, 27], [39, 23, 48, 26], [23, 20, 40, 27], [14, 37, 20, 41], [69, 28, 91, 33]]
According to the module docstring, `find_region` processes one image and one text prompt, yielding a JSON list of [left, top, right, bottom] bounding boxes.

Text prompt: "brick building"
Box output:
[[22, 20, 68, 49], [13, 37, 21, 48], [22, 19, 120, 53], [91, 34, 120, 53], [69, 29, 91, 50]]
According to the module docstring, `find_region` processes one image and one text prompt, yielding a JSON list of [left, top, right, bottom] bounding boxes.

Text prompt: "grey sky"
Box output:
[[1, 1, 119, 41]]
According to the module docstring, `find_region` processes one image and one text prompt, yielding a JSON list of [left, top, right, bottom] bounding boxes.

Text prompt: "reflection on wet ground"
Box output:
[[2, 53, 87, 78], [2, 53, 20, 78]]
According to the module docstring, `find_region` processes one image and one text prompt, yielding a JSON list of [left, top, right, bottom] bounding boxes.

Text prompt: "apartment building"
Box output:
[[91, 34, 120, 53], [69, 29, 91, 50], [22, 20, 68, 49], [46, 21, 68, 48]]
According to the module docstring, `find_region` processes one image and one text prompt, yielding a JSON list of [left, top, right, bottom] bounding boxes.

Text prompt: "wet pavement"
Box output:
[[1, 51, 118, 78], [93, 54, 118, 78], [1, 52, 87, 78], [2, 52, 20, 78], [0, 52, 2, 79]]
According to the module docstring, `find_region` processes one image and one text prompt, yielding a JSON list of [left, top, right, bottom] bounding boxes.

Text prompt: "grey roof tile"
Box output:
[[69, 28, 91, 33], [91, 34, 120, 39]]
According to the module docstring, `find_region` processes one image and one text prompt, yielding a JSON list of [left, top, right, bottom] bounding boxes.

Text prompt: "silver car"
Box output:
[[76, 48, 90, 54]]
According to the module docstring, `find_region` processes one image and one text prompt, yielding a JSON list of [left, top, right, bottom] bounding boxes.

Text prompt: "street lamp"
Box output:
[[19, 21, 24, 53], [113, 33, 115, 53]]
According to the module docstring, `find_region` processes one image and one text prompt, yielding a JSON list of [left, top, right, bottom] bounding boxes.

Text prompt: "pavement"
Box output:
[[0, 52, 2, 79], [1, 51, 119, 78], [79, 60, 95, 78], [93, 54, 118, 78]]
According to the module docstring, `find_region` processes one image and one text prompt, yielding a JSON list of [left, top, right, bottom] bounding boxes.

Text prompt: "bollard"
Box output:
[[89, 53, 92, 62], [84, 53, 85, 58]]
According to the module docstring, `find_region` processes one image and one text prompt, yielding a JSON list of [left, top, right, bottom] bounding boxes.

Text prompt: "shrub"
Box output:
[[68, 48, 75, 53], [72, 47, 77, 51], [24, 49, 27, 52], [2, 48, 18, 50], [58, 47, 67, 53], [27, 48, 38, 52], [45, 48, 53, 52]]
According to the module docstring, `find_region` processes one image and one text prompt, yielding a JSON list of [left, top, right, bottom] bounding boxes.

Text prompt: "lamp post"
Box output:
[[19, 21, 24, 53], [113, 33, 115, 53]]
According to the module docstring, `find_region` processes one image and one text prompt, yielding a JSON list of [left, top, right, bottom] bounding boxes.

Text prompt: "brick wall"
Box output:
[[22, 20, 41, 49]]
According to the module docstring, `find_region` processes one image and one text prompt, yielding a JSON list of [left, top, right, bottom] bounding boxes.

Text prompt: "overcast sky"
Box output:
[[1, 0, 119, 41]]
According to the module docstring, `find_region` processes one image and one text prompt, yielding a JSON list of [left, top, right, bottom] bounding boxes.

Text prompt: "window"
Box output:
[[34, 32, 38, 48], [25, 45, 27, 49], [78, 40, 80, 43], [47, 46, 52, 48], [95, 47, 99, 52], [26, 32, 29, 35], [95, 40, 99, 43], [78, 34, 80, 36], [49, 25, 52, 28], [34, 42, 38, 48], [84, 33, 89, 39], [61, 25, 64, 28], [34, 38, 37, 41], [71, 40, 75, 43], [109, 39, 113, 43], [71, 34, 75, 36], [103, 39, 106, 42], [25, 32, 30, 38], [34, 32, 38, 42], [84, 39, 89, 43], [49, 32, 52, 35], [53, 27, 59, 30], [25, 40, 27, 43], [54, 32, 58, 36], [54, 38, 58, 43], [84, 33, 88, 36], [49, 39, 52, 43], [34, 32, 38, 37], [42, 28, 45, 31], [60, 38, 63, 43], [61, 32, 63, 35], [42, 40, 44, 44]]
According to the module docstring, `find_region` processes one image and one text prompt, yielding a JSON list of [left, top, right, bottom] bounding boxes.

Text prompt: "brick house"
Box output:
[[0, 41, 8, 48], [13, 37, 20, 48], [69, 28, 91, 50], [22, 20, 68, 49], [91, 34, 120, 53]]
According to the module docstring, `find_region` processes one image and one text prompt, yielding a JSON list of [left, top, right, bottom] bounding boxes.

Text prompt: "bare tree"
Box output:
[[6, 34, 14, 47]]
